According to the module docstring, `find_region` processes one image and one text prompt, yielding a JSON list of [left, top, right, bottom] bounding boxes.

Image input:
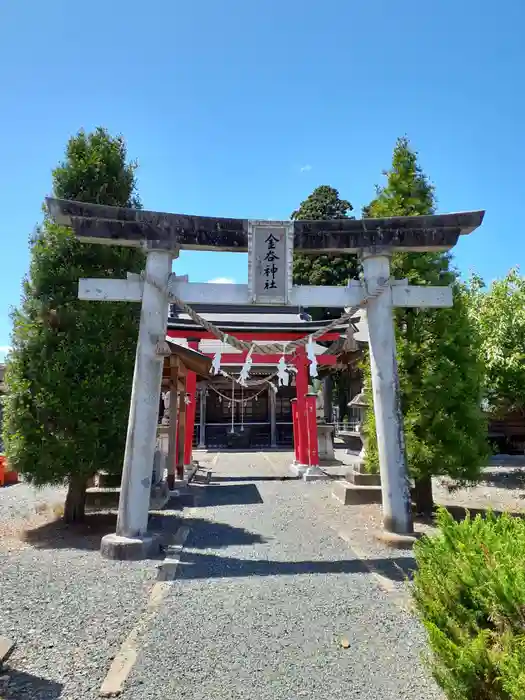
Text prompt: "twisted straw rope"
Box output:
[[144, 272, 389, 356], [207, 384, 267, 404]]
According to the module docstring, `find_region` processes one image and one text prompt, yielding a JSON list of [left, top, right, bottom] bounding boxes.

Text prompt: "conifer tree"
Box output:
[[363, 137, 487, 512], [291, 185, 359, 417], [3, 128, 144, 522]]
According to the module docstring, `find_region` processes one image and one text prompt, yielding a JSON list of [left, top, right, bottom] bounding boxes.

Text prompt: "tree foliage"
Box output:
[[291, 185, 359, 418], [3, 128, 144, 521], [363, 137, 487, 509], [291, 185, 359, 319], [413, 508, 525, 699], [466, 268, 525, 416]]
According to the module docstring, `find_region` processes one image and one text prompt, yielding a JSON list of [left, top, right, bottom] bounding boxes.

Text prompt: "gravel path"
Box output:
[[0, 482, 159, 700], [126, 452, 442, 700], [3, 450, 519, 698], [308, 448, 525, 597], [0, 481, 66, 524]]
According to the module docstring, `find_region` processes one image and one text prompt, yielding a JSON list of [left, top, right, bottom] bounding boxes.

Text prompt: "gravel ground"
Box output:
[[4, 449, 517, 699], [0, 482, 159, 700], [125, 452, 442, 700], [0, 481, 66, 524], [303, 449, 525, 596]]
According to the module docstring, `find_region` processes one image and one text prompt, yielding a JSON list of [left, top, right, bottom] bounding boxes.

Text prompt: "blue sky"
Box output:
[[1, 0, 523, 361]]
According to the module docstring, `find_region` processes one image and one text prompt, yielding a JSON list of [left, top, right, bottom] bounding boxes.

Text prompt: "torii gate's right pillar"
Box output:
[[361, 250, 413, 535]]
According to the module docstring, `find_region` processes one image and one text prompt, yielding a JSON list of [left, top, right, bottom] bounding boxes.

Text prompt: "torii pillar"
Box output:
[[105, 248, 173, 559], [46, 198, 484, 551], [360, 250, 411, 534]]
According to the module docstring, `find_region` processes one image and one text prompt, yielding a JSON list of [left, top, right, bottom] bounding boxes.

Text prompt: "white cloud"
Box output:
[[208, 277, 235, 284], [300, 164, 312, 172], [0, 346, 11, 361]]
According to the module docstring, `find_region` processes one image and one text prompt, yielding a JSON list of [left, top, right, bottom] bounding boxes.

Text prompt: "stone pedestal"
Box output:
[[100, 532, 163, 561], [317, 424, 334, 460], [290, 461, 306, 477], [303, 466, 329, 482]]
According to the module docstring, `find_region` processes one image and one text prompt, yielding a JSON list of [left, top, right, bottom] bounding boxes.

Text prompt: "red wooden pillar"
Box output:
[[174, 406, 180, 478], [184, 371, 197, 465], [290, 398, 300, 463], [306, 393, 320, 467], [294, 348, 309, 466], [183, 340, 199, 466]]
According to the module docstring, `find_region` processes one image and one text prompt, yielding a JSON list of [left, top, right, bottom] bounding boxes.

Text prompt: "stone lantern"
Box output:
[[311, 383, 335, 460], [348, 391, 368, 464]]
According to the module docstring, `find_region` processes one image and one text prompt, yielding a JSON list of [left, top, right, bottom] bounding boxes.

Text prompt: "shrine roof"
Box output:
[[167, 304, 358, 333], [46, 198, 485, 253], [163, 338, 211, 377]]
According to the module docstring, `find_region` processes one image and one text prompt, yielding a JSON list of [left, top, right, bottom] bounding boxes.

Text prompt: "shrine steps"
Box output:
[[86, 462, 205, 511]]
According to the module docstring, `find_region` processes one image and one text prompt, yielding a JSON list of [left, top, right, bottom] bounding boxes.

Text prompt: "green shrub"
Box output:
[[412, 507, 525, 698]]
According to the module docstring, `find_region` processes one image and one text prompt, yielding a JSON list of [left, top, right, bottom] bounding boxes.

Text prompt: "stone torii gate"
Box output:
[[46, 198, 484, 559]]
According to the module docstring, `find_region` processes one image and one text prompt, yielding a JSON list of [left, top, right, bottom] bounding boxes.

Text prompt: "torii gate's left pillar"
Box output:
[[101, 248, 173, 560]]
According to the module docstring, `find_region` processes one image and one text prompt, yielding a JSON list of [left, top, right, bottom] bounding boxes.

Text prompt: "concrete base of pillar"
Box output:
[[303, 466, 330, 482], [374, 530, 418, 548], [290, 461, 307, 477], [100, 532, 163, 561]]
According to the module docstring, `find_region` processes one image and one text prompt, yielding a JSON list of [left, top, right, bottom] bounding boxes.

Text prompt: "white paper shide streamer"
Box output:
[[239, 346, 254, 386], [306, 335, 318, 378], [277, 355, 289, 387], [211, 335, 228, 375]]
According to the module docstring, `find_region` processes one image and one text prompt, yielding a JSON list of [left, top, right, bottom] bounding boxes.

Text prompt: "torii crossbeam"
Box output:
[[46, 198, 484, 559]]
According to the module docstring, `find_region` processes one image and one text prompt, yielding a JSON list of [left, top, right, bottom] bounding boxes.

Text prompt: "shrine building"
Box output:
[[165, 302, 364, 451]]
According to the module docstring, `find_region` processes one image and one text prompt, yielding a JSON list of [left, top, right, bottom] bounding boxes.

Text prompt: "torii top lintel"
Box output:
[[46, 198, 484, 254]]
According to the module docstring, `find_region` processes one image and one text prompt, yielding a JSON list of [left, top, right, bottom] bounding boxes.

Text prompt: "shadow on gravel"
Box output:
[[183, 517, 267, 549], [176, 550, 415, 582], [480, 467, 525, 490], [189, 483, 264, 507], [22, 512, 119, 551], [415, 503, 525, 526], [211, 476, 297, 483], [0, 669, 63, 699], [371, 556, 416, 582]]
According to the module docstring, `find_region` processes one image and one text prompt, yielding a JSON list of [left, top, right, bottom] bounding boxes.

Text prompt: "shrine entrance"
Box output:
[[166, 301, 348, 452], [46, 197, 484, 559], [203, 377, 272, 449]]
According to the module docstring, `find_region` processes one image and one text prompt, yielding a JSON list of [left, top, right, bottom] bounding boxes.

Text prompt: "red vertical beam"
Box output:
[[306, 393, 320, 467], [183, 340, 199, 467], [291, 398, 300, 463], [174, 408, 180, 478], [184, 371, 197, 465], [294, 348, 309, 466]]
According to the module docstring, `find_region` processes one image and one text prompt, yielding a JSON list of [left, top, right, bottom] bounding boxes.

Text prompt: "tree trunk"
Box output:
[[414, 474, 434, 515], [64, 473, 88, 523]]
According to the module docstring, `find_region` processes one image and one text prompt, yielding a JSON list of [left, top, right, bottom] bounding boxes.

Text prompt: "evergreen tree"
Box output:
[[291, 185, 359, 418], [291, 185, 359, 319], [363, 137, 488, 512], [3, 128, 144, 522]]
